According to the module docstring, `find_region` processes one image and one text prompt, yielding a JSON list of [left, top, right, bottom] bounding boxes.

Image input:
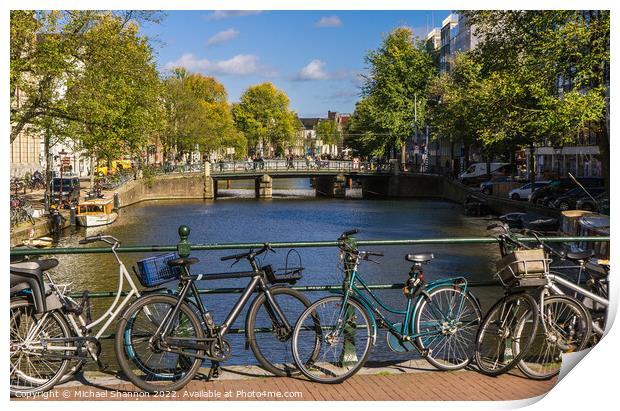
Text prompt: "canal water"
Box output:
[[48, 179, 503, 370]]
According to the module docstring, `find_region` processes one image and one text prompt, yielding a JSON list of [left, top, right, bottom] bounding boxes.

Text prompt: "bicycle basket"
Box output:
[[495, 249, 549, 288], [136, 253, 181, 287], [264, 249, 304, 284]]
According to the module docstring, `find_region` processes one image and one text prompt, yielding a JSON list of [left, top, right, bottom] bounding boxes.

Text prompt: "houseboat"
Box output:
[[76, 198, 118, 227]]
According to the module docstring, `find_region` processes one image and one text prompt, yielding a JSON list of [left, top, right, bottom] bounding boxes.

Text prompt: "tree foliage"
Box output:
[[315, 119, 340, 146], [162, 69, 245, 160], [462, 10, 609, 183], [233, 82, 298, 156], [64, 13, 162, 163], [358, 27, 437, 157]]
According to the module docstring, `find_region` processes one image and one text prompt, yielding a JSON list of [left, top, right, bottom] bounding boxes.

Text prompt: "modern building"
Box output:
[[439, 14, 458, 74]]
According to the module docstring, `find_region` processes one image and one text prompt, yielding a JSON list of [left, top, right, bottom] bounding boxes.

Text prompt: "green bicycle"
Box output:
[[291, 229, 482, 383]]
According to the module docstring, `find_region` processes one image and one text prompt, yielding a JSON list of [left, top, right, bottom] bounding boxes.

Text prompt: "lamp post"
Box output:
[[58, 149, 68, 206]]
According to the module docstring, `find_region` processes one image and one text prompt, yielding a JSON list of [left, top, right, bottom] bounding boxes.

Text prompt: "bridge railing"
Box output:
[[208, 160, 395, 174]]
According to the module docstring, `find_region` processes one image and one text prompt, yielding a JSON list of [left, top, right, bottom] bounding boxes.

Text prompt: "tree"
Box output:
[[344, 96, 387, 157], [63, 13, 162, 185], [462, 11, 609, 185], [428, 53, 484, 169], [233, 82, 299, 157], [162, 70, 245, 161], [360, 27, 437, 161], [315, 119, 340, 147]]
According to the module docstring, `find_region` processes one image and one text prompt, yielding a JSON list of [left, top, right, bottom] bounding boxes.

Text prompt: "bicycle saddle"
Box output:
[[406, 253, 434, 263], [10, 259, 57, 314], [565, 249, 595, 261], [10, 258, 59, 276], [167, 257, 200, 267]]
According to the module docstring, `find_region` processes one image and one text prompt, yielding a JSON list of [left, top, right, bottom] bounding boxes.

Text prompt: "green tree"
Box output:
[[463, 11, 609, 185], [344, 96, 387, 157], [162, 70, 245, 161], [360, 27, 437, 162], [315, 119, 340, 146], [233, 82, 298, 157], [428, 53, 484, 169], [64, 13, 162, 185]]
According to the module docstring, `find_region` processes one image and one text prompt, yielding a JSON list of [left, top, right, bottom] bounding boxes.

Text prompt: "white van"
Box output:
[[458, 163, 511, 186]]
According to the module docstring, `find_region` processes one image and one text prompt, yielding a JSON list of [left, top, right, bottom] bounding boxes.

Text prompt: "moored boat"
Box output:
[[76, 198, 118, 227]]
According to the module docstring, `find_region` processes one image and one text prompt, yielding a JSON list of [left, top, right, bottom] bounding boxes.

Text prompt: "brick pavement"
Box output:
[[14, 367, 556, 401]]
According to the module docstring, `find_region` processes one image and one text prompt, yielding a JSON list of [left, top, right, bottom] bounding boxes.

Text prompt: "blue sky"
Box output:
[[140, 10, 450, 118]]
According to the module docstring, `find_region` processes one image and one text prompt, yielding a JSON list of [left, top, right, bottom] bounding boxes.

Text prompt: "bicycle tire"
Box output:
[[10, 299, 72, 396], [115, 294, 204, 393], [515, 295, 592, 380], [413, 286, 482, 370], [475, 292, 539, 376], [292, 296, 373, 384], [246, 286, 317, 376]]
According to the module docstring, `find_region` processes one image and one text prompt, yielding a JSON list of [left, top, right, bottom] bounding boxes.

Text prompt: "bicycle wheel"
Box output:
[[246, 287, 317, 376], [515, 295, 592, 380], [414, 286, 482, 370], [10, 299, 72, 396], [115, 294, 204, 392], [292, 296, 373, 383], [475, 292, 539, 376]]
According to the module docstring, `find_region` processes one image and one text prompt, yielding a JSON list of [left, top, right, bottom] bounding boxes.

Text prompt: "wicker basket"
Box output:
[[495, 249, 549, 287]]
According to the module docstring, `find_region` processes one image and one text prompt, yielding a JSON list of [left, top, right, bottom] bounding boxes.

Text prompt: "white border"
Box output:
[[3, 1, 617, 410]]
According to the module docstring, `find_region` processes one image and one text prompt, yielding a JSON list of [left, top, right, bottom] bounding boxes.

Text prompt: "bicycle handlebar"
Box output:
[[220, 243, 274, 262], [339, 228, 359, 239], [78, 234, 120, 246]]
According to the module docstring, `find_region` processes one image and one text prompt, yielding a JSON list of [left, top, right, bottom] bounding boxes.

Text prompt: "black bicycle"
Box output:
[[115, 243, 320, 392]]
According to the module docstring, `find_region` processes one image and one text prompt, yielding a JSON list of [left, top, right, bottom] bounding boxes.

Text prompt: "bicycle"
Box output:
[[291, 229, 482, 383], [514, 230, 608, 379], [9, 234, 145, 396], [475, 224, 593, 379], [115, 242, 319, 392]]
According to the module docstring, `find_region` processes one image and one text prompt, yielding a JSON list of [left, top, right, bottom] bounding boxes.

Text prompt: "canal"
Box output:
[[48, 178, 503, 370]]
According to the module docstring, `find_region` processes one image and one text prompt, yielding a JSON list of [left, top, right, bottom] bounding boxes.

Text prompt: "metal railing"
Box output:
[[11, 226, 609, 339], [142, 160, 398, 176]]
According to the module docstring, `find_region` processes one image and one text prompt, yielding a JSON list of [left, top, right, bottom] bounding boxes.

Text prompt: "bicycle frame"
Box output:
[[336, 258, 472, 347], [156, 269, 293, 353], [546, 273, 609, 336]]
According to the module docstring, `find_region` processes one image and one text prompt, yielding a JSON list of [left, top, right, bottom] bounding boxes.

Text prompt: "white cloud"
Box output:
[[295, 59, 354, 81], [297, 59, 330, 80], [206, 28, 239, 48], [315, 16, 343, 28], [165, 53, 275, 76], [205, 11, 262, 21]]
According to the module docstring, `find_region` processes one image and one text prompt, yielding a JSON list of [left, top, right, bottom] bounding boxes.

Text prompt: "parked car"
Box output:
[[576, 190, 609, 214], [458, 163, 513, 186], [479, 176, 513, 195], [552, 187, 607, 210], [529, 177, 604, 206], [50, 177, 81, 205], [507, 181, 550, 201]]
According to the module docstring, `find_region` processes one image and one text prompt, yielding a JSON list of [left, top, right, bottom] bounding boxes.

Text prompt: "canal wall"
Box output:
[[368, 173, 560, 218], [115, 173, 214, 208]]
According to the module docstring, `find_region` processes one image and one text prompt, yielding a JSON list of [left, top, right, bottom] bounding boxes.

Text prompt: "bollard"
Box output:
[[69, 205, 76, 226], [113, 192, 120, 209]]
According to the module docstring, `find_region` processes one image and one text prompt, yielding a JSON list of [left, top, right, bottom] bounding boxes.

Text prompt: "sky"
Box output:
[[138, 10, 450, 118]]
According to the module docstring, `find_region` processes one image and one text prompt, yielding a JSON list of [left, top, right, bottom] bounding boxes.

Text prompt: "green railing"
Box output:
[[11, 225, 609, 339], [11, 224, 609, 289]]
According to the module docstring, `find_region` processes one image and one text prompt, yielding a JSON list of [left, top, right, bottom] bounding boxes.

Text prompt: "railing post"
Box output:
[[177, 225, 192, 258], [341, 234, 358, 365]]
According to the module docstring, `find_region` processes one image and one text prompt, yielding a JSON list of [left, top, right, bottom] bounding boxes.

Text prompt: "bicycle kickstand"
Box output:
[[208, 361, 221, 380]]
